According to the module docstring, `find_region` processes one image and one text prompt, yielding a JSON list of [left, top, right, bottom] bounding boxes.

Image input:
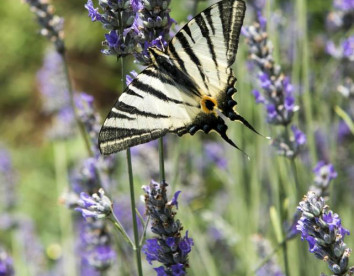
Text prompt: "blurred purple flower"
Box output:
[[333, 0, 354, 11], [327, 0, 354, 30], [37, 49, 76, 140], [337, 120, 352, 142], [0, 147, 17, 210], [75, 92, 102, 154], [24, 0, 64, 52], [0, 248, 14, 276], [77, 219, 116, 272], [126, 70, 139, 86], [310, 161, 338, 198], [271, 125, 306, 158], [253, 89, 266, 104], [204, 142, 228, 169], [142, 180, 193, 274], [326, 36, 354, 61], [252, 235, 284, 276], [291, 125, 307, 146], [296, 192, 353, 275]]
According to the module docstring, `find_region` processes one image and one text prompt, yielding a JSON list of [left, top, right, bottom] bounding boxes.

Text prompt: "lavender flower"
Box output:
[[24, 0, 64, 53], [75, 92, 102, 154], [76, 189, 112, 220], [37, 48, 76, 140], [297, 192, 353, 275], [242, 13, 299, 126], [78, 219, 116, 272], [0, 247, 14, 276], [85, 0, 174, 64], [271, 125, 306, 158], [252, 235, 284, 276], [63, 154, 116, 272], [309, 162, 338, 198], [142, 180, 194, 275], [326, 36, 354, 61], [327, 0, 354, 30]]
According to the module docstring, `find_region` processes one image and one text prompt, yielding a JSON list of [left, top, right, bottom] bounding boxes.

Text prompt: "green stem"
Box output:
[[127, 149, 143, 276], [192, 0, 199, 16], [284, 126, 301, 199], [53, 142, 76, 276], [159, 137, 166, 184], [120, 57, 143, 276], [108, 215, 135, 247]]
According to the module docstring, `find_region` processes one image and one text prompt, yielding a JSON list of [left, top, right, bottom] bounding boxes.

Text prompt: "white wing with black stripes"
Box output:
[[99, 0, 259, 155]]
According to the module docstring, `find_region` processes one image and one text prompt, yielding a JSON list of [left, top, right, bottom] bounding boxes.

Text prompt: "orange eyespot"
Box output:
[[200, 95, 217, 114]]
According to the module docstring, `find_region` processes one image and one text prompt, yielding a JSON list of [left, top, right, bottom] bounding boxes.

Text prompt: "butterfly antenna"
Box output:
[[229, 112, 271, 140]]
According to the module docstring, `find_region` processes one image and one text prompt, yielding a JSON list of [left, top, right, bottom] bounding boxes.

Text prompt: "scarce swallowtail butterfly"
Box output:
[[99, 0, 259, 155]]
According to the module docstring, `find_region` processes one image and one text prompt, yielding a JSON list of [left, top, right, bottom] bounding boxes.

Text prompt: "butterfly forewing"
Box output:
[[167, 0, 245, 96]]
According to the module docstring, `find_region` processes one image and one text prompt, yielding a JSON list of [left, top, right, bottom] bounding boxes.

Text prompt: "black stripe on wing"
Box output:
[[168, 43, 187, 72], [99, 127, 168, 154], [132, 74, 197, 107], [195, 14, 219, 78], [175, 31, 209, 89], [144, 64, 201, 98], [204, 8, 215, 35], [219, 0, 245, 66], [115, 101, 170, 119]]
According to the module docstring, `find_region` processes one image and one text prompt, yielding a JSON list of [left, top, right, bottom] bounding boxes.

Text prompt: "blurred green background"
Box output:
[[0, 0, 353, 275]]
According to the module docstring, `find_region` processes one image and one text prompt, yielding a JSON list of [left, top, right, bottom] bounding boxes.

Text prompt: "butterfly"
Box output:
[[99, 0, 259, 155]]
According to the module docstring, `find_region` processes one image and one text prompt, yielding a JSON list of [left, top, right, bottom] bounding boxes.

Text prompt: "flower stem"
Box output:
[[158, 137, 165, 184], [120, 57, 143, 276], [127, 148, 143, 276]]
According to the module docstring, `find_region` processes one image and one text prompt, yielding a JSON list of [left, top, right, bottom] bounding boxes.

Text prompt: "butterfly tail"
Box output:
[[228, 112, 263, 137], [215, 122, 250, 159]]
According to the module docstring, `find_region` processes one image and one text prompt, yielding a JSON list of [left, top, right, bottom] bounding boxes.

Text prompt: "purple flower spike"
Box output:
[[253, 89, 266, 104], [143, 181, 193, 274], [296, 192, 353, 275], [85, 0, 174, 64], [243, 12, 299, 126], [312, 161, 338, 195], [25, 0, 65, 52], [291, 125, 307, 146]]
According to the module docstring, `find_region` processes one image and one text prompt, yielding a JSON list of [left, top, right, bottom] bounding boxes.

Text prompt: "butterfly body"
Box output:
[[99, 0, 258, 155]]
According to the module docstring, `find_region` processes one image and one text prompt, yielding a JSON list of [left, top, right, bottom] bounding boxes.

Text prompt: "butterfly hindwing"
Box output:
[[99, 66, 201, 154]]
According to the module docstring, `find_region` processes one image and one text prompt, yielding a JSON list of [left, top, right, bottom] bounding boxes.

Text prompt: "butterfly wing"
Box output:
[[99, 0, 255, 155]]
